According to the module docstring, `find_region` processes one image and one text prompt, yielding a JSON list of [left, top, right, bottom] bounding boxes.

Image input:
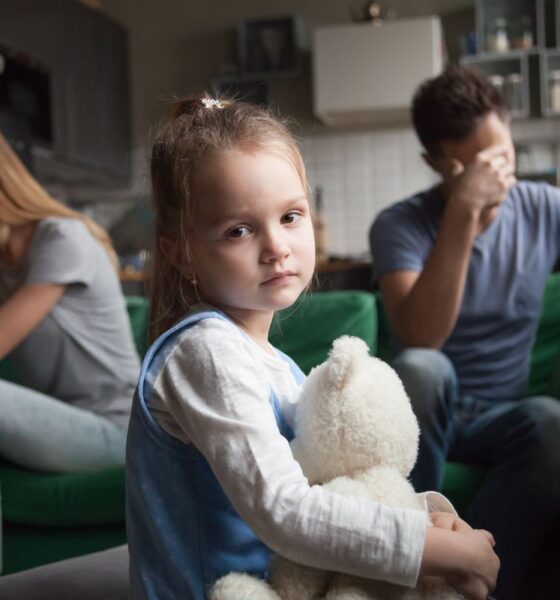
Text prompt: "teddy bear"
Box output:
[[211, 336, 462, 600]]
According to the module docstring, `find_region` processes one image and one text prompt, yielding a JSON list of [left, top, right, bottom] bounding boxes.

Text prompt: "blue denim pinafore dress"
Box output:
[[126, 310, 304, 599]]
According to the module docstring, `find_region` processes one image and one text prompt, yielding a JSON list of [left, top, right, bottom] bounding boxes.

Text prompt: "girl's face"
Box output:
[[188, 148, 316, 332]]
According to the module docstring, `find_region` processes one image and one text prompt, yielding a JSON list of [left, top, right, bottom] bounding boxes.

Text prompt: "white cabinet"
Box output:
[[312, 17, 443, 127]]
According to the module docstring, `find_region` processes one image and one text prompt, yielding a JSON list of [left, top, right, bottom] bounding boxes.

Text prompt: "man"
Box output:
[[370, 66, 560, 600]]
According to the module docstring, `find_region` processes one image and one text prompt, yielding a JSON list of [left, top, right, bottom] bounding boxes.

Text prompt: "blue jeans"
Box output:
[[0, 379, 127, 472], [393, 349, 560, 600]]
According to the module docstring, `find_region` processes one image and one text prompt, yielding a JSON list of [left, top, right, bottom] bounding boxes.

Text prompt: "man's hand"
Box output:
[[446, 145, 516, 231]]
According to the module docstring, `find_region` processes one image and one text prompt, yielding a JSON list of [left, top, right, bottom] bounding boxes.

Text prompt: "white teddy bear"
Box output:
[[211, 336, 462, 600]]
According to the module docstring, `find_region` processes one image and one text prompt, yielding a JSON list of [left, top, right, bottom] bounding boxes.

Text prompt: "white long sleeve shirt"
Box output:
[[146, 316, 428, 588]]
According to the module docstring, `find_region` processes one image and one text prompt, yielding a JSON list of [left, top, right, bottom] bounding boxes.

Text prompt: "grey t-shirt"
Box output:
[[0, 217, 140, 429], [370, 181, 560, 400]]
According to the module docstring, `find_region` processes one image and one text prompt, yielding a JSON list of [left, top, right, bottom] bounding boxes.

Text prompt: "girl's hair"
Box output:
[[149, 96, 308, 340], [0, 132, 118, 268]]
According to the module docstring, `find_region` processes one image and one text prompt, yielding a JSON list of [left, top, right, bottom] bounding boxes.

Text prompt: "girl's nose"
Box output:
[[260, 228, 290, 263]]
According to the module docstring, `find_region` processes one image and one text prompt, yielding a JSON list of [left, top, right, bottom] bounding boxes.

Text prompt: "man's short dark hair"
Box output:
[[412, 65, 507, 156]]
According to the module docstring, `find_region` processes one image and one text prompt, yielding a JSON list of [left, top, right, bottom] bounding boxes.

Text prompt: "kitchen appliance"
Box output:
[[0, 109, 33, 170], [0, 43, 53, 147]]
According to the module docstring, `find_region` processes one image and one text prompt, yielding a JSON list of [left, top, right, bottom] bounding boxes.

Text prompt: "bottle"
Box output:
[[511, 15, 533, 50], [504, 73, 523, 113], [488, 74, 505, 99], [487, 17, 509, 53], [549, 70, 560, 113]]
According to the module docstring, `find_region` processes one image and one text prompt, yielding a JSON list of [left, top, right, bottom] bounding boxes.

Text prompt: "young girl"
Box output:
[[126, 98, 499, 600], [0, 132, 139, 472]]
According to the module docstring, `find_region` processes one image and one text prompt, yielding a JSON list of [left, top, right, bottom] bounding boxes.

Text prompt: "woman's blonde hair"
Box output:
[[0, 132, 118, 268], [149, 96, 308, 340]]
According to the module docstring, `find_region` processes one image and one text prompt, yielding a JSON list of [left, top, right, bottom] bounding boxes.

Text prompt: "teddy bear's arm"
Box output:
[[268, 554, 331, 600]]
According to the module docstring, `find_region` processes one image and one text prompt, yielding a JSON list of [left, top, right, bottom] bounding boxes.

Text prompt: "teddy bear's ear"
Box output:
[[327, 336, 370, 389]]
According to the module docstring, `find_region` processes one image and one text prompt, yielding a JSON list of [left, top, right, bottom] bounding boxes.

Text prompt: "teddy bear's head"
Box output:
[[290, 336, 419, 485]]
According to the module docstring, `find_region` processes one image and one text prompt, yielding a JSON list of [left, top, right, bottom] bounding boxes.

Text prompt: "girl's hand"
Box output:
[[447, 529, 499, 600], [429, 511, 473, 533], [421, 525, 499, 600]]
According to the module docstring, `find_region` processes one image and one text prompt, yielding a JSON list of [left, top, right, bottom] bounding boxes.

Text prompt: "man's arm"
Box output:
[[379, 145, 516, 349], [380, 201, 478, 348]]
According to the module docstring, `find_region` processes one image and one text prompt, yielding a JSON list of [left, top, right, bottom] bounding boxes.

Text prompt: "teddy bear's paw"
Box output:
[[269, 555, 329, 600], [418, 576, 464, 599], [209, 572, 282, 600], [326, 574, 425, 600]]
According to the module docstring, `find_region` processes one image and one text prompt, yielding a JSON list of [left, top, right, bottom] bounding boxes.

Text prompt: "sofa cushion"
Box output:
[[125, 295, 150, 358], [270, 291, 377, 374], [527, 272, 560, 396], [0, 461, 125, 526]]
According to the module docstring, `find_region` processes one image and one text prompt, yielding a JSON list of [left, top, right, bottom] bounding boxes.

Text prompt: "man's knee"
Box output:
[[392, 349, 457, 418], [509, 396, 560, 481], [517, 396, 560, 449]]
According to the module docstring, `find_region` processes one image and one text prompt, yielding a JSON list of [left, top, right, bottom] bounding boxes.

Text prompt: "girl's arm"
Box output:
[[153, 319, 427, 589], [0, 283, 65, 359]]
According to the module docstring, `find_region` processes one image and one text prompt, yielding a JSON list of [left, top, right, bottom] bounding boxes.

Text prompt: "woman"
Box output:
[[0, 132, 139, 472]]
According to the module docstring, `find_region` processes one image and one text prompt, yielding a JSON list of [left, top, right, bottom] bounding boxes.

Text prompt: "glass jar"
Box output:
[[504, 73, 523, 113], [488, 74, 505, 99], [549, 70, 560, 113], [487, 17, 509, 53], [511, 15, 533, 50]]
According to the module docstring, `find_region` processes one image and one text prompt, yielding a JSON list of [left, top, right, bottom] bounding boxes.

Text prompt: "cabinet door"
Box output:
[[0, 0, 62, 62], [60, 0, 129, 178], [0, 0, 130, 181], [94, 14, 130, 178], [0, 0, 68, 155]]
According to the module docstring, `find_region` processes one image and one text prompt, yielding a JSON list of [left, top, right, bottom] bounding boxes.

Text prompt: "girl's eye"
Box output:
[[227, 225, 251, 239], [282, 211, 301, 224]]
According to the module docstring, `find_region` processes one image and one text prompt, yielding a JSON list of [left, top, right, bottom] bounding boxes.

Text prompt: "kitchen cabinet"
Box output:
[[312, 16, 443, 127], [0, 0, 130, 183], [461, 1, 560, 120]]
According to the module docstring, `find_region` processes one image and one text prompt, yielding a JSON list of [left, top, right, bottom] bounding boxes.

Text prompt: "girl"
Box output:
[[126, 97, 499, 600], [0, 132, 139, 472]]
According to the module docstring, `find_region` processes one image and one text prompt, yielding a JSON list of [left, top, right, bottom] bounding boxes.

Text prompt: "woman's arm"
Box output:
[[0, 283, 65, 359]]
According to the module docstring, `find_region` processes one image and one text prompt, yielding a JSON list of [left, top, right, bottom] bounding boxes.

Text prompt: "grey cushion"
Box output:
[[0, 545, 128, 600]]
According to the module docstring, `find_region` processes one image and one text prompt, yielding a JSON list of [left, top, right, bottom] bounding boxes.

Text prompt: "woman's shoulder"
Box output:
[[37, 216, 88, 240], [32, 217, 93, 254]]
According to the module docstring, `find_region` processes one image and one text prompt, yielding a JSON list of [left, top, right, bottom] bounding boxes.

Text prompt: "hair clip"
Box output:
[[201, 97, 223, 109]]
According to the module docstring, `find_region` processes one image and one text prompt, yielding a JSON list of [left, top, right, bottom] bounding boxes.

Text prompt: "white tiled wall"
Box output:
[[302, 128, 437, 259]]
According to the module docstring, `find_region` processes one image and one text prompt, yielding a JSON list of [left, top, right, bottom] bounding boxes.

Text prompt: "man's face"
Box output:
[[428, 111, 515, 185]]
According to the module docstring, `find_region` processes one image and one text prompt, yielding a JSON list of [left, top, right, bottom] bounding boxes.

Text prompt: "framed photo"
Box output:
[[238, 16, 302, 76]]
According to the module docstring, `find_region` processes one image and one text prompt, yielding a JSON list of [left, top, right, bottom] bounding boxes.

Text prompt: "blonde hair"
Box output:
[[149, 96, 308, 340], [0, 132, 118, 268]]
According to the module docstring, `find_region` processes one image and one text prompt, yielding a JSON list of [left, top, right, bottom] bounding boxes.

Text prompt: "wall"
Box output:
[[83, 1, 476, 256], [100, 0, 474, 145], [303, 129, 436, 257]]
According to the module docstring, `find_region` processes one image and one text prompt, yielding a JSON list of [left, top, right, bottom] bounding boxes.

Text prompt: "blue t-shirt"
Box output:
[[370, 181, 560, 399]]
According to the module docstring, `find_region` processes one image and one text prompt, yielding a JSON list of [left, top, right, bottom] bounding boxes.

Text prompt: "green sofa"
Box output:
[[0, 297, 150, 575], [1, 274, 559, 574]]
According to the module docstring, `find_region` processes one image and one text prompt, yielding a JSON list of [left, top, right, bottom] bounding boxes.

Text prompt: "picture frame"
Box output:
[[237, 15, 303, 77]]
